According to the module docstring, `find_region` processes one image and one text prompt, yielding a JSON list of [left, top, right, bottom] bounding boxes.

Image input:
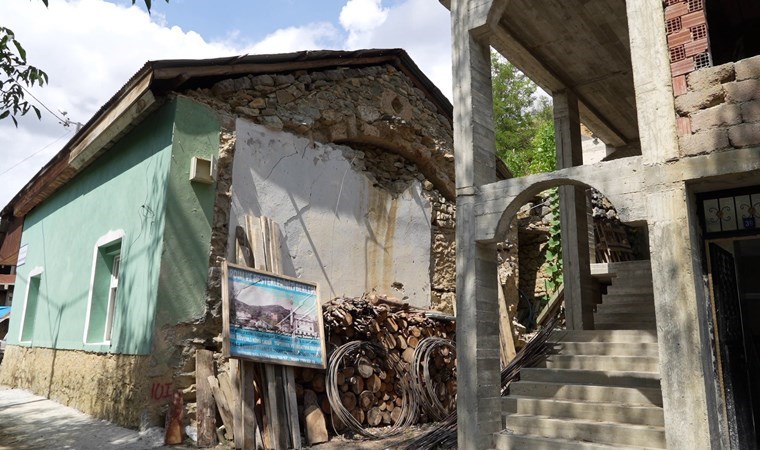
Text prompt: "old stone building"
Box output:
[[0, 49, 463, 428], [444, 0, 760, 449]]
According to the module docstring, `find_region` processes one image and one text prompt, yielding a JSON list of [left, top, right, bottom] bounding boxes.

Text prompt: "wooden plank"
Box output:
[[284, 367, 302, 449], [230, 359, 244, 449], [241, 361, 260, 450], [536, 284, 565, 326], [196, 350, 218, 448], [207, 375, 234, 440], [497, 281, 517, 366], [264, 364, 289, 449]]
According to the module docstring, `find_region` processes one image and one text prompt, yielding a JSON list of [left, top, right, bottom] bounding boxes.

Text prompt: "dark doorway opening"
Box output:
[[706, 0, 760, 64], [709, 238, 760, 449]]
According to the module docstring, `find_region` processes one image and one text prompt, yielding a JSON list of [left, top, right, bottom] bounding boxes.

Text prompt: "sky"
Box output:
[[0, 0, 453, 209]]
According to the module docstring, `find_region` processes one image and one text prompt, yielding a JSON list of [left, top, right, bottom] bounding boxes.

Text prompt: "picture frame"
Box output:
[[221, 261, 326, 368]]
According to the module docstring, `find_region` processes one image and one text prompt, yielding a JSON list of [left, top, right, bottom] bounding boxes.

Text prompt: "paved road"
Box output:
[[0, 387, 190, 450], [0, 386, 431, 450]]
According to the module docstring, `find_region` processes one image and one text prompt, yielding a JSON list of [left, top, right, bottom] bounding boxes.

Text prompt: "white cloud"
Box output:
[[339, 0, 452, 99], [0, 0, 452, 210], [339, 0, 388, 47], [248, 23, 342, 54]]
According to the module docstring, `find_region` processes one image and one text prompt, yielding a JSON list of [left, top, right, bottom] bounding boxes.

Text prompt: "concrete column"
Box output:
[[554, 91, 595, 329], [451, 0, 501, 447], [626, 0, 679, 163], [647, 184, 717, 449]]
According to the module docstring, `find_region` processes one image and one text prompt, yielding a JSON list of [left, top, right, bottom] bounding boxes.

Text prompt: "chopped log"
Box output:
[[390, 406, 401, 424], [407, 335, 419, 348], [301, 368, 315, 383], [304, 405, 328, 445], [409, 326, 422, 338], [366, 374, 381, 393], [351, 408, 365, 425], [303, 389, 318, 407], [367, 407, 383, 426], [382, 411, 392, 425], [402, 347, 415, 363], [349, 376, 364, 395], [340, 391, 357, 411], [311, 374, 326, 393], [397, 335, 407, 350], [359, 390, 374, 411], [357, 358, 374, 378], [320, 395, 331, 415]]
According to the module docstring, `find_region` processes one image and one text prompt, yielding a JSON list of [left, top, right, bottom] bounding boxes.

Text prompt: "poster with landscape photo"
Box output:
[[221, 261, 326, 368]]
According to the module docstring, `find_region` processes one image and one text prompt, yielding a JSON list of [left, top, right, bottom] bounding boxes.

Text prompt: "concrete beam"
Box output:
[[626, 0, 679, 163], [647, 184, 714, 449], [447, 0, 510, 39], [554, 91, 594, 330], [451, 3, 502, 447]]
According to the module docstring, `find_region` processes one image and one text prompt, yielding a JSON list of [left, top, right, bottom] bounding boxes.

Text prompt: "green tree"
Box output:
[[1, 0, 163, 126], [491, 52, 555, 176]]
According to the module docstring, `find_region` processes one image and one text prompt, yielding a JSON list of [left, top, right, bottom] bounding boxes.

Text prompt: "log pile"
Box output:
[[294, 294, 456, 434]]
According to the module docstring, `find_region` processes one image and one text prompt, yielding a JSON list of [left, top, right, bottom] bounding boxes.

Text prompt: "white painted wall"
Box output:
[[229, 120, 433, 307]]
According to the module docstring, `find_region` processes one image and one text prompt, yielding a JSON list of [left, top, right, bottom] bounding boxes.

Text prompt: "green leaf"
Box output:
[[32, 105, 40, 119], [0, 110, 9, 120]]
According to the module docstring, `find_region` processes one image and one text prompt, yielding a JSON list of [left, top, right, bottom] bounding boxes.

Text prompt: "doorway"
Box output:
[[708, 237, 760, 449]]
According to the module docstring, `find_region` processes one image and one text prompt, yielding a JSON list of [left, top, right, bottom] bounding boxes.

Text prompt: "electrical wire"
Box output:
[[18, 84, 68, 125], [410, 337, 456, 421], [0, 129, 72, 176]]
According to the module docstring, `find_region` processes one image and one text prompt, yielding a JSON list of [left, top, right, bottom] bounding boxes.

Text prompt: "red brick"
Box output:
[[728, 123, 760, 148], [673, 75, 688, 96], [684, 38, 708, 57], [677, 116, 692, 135], [664, 2, 689, 20], [671, 58, 696, 77], [668, 29, 692, 47], [681, 11, 706, 29]]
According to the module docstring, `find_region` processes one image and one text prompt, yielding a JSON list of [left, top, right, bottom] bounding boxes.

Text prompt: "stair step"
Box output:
[[521, 368, 661, 387], [595, 302, 655, 314], [544, 355, 659, 372], [508, 381, 663, 406], [503, 414, 666, 448], [502, 396, 665, 426], [595, 321, 657, 330], [606, 285, 655, 296], [594, 312, 656, 323], [550, 329, 658, 343], [610, 275, 655, 287], [600, 293, 655, 305], [553, 341, 659, 356], [494, 431, 663, 450]]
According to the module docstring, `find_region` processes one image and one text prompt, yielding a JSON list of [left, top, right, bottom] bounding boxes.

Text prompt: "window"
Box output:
[[84, 231, 124, 345], [19, 267, 43, 343]]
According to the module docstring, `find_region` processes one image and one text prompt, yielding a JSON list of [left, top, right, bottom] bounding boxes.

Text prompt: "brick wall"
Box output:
[[673, 55, 760, 156], [665, 0, 710, 83]]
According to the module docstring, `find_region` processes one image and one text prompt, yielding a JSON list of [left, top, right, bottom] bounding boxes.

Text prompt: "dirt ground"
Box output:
[[0, 386, 433, 450]]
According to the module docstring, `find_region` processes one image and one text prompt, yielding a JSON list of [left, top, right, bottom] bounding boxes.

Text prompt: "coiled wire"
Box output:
[[325, 340, 417, 438], [410, 337, 456, 421]]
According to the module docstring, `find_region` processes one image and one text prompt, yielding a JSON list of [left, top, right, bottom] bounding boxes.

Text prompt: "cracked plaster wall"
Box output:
[[229, 121, 433, 307]]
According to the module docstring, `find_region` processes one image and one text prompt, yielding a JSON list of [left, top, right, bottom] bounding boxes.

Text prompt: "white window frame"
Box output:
[[18, 266, 44, 344], [83, 230, 124, 346]]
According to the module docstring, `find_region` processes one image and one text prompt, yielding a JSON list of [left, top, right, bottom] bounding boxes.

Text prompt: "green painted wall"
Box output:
[[6, 104, 176, 355], [6, 97, 221, 355], [155, 97, 220, 326]]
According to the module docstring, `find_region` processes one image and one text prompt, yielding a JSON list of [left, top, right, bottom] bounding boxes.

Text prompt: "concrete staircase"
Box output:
[[496, 260, 665, 449]]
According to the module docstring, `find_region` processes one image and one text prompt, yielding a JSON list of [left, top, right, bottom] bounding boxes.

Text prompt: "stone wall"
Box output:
[[0, 345, 156, 428], [184, 64, 456, 311], [674, 55, 760, 156]]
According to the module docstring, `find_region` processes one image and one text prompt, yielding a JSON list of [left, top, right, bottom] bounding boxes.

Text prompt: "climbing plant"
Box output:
[[542, 188, 563, 306]]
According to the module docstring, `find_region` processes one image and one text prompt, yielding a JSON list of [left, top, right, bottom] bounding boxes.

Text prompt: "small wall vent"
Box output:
[[190, 156, 215, 184]]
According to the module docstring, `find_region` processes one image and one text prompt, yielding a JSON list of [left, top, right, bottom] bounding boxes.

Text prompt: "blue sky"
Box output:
[[0, 0, 452, 208]]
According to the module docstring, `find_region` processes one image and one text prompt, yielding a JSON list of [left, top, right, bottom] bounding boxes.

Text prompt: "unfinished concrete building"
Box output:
[[443, 0, 760, 448]]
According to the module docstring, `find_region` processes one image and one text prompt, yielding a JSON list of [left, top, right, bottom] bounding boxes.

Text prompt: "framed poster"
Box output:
[[221, 261, 326, 368]]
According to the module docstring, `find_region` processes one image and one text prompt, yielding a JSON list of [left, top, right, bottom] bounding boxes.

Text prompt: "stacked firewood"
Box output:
[[294, 294, 456, 434]]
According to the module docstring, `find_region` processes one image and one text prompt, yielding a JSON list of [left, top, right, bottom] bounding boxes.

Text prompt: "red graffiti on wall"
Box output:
[[151, 382, 173, 401]]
